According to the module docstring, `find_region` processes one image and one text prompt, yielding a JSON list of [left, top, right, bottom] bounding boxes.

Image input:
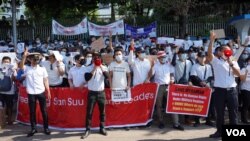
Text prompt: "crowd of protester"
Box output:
[[0, 31, 250, 139]]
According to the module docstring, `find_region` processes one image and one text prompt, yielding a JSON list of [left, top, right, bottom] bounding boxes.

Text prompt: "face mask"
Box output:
[[191, 53, 197, 59], [140, 53, 146, 59], [41, 57, 46, 62], [1, 63, 9, 69], [181, 54, 187, 60], [54, 41, 58, 44], [242, 54, 248, 60], [36, 40, 40, 44], [59, 41, 64, 45], [115, 55, 123, 62], [160, 58, 167, 64], [85, 57, 92, 66], [61, 51, 66, 56], [105, 41, 110, 45], [79, 59, 85, 65]]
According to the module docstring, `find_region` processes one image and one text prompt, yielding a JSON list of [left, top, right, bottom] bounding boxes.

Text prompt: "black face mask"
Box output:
[[66, 53, 70, 57], [79, 59, 85, 65]]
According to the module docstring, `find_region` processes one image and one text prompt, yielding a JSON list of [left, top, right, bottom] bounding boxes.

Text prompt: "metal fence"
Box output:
[[0, 22, 237, 41], [158, 23, 237, 37]]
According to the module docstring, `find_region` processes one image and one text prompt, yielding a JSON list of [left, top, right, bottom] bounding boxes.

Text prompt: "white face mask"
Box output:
[[160, 58, 167, 64], [191, 53, 197, 59], [41, 57, 46, 62], [105, 41, 110, 45], [115, 55, 123, 62], [36, 40, 41, 44], [140, 53, 146, 59], [181, 54, 187, 60], [1, 63, 10, 70], [59, 41, 64, 45], [85, 57, 92, 66], [61, 51, 66, 56]]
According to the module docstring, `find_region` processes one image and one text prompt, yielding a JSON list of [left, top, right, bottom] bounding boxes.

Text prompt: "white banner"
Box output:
[[52, 18, 88, 35], [88, 20, 124, 36]]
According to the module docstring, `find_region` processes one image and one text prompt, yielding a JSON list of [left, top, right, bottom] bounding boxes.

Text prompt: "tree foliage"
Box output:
[[24, 0, 98, 25]]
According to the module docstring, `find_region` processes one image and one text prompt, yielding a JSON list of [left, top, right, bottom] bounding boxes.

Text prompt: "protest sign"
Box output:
[[125, 22, 157, 38], [211, 29, 225, 39], [90, 37, 105, 51], [52, 18, 87, 35], [167, 84, 212, 117], [112, 88, 131, 102], [193, 40, 203, 47], [88, 20, 124, 36], [0, 53, 16, 65]]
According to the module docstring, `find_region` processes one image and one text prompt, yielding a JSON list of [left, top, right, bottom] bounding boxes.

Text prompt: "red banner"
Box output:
[[17, 83, 158, 130], [166, 84, 212, 117]]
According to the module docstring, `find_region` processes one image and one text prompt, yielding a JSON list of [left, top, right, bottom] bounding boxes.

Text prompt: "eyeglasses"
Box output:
[[50, 64, 53, 70]]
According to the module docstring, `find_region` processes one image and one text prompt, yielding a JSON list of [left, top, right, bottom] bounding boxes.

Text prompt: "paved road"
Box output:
[[0, 122, 221, 141]]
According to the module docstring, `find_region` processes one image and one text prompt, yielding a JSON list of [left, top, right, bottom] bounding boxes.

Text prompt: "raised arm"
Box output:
[[20, 47, 29, 69], [207, 31, 216, 62]]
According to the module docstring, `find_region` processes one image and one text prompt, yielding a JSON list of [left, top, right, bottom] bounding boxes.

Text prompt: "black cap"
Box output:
[[178, 48, 186, 54], [136, 47, 145, 53], [188, 47, 194, 52], [197, 51, 206, 57]]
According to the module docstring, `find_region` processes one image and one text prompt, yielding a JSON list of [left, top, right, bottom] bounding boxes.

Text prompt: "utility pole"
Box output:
[[11, 0, 17, 48]]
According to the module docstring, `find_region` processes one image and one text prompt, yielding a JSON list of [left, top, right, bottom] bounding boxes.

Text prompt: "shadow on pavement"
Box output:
[[137, 137, 221, 141]]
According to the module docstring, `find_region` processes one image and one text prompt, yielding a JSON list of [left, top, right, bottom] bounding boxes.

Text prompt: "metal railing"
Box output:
[[0, 22, 237, 41]]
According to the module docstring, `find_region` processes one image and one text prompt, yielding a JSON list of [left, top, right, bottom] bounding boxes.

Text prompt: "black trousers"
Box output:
[[85, 90, 106, 130], [214, 87, 238, 133], [194, 91, 215, 123], [28, 93, 49, 130], [241, 90, 250, 122]]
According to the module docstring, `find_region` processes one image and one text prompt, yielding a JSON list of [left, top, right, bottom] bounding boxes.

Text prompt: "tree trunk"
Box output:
[[179, 15, 187, 38], [111, 2, 115, 22]]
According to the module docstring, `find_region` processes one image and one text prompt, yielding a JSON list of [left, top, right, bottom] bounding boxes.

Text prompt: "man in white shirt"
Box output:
[[207, 32, 241, 138], [20, 49, 51, 137], [148, 51, 184, 130], [109, 49, 131, 90], [189, 51, 214, 127], [172, 48, 193, 125], [68, 54, 87, 88], [81, 52, 109, 139], [128, 46, 151, 86], [0, 56, 16, 125], [41, 51, 65, 87], [239, 56, 250, 124]]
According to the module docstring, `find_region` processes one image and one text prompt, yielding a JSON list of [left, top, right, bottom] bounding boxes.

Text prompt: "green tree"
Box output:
[[24, 0, 98, 25]]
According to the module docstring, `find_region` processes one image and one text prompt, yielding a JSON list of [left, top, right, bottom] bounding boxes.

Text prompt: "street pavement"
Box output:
[[0, 122, 221, 141]]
